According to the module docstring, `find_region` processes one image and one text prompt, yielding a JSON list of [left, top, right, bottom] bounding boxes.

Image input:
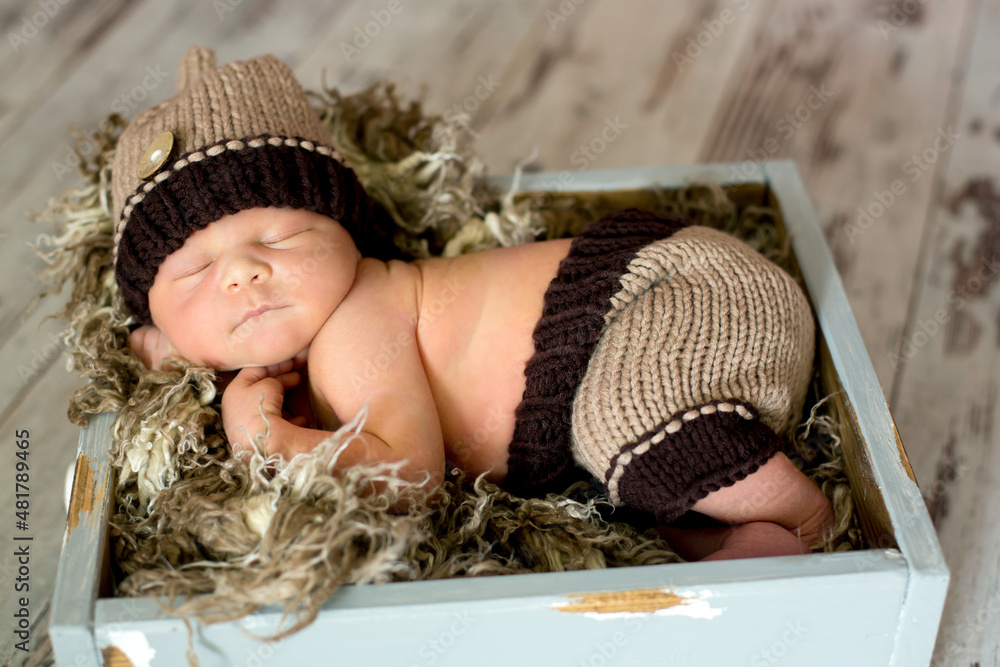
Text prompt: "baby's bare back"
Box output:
[[308, 237, 574, 482]]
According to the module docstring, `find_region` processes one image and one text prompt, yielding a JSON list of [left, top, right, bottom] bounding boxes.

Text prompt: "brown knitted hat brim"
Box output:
[[115, 135, 401, 325]]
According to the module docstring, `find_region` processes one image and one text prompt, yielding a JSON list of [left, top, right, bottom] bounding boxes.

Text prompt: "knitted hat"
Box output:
[[112, 46, 399, 325]]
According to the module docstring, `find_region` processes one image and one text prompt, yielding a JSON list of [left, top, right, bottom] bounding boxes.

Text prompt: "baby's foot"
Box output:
[[658, 521, 809, 561]]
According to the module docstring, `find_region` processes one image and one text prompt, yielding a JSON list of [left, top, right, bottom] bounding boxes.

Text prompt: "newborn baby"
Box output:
[[118, 46, 832, 561]]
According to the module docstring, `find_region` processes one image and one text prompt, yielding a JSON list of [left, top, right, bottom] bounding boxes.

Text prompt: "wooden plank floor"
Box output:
[[0, 0, 994, 664]]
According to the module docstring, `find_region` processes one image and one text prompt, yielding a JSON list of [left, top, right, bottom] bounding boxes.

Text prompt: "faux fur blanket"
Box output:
[[34, 81, 862, 644]]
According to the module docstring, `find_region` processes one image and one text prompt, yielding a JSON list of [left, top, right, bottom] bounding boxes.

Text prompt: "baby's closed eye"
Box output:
[[177, 262, 211, 279], [261, 227, 312, 247]]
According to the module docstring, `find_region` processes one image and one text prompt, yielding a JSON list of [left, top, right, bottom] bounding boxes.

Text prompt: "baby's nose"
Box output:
[[222, 255, 271, 291]]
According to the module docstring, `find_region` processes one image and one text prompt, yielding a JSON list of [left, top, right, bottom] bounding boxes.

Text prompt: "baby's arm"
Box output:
[[309, 317, 447, 491], [222, 318, 446, 494]]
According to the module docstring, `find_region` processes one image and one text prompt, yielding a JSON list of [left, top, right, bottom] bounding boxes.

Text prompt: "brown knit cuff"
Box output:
[[504, 208, 693, 495], [611, 400, 782, 523], [114, 135, 403, 324]]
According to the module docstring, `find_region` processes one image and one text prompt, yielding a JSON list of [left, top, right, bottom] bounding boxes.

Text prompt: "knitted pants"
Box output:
[[504, 209, 815, 523]]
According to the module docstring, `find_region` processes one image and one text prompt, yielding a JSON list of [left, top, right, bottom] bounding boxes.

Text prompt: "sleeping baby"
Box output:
[[120, 46, 832, 562]]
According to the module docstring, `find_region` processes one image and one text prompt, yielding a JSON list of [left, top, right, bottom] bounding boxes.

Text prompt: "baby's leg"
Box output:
[[658, 453, 832, 560], [660, 452, 832, 560], [691, 452, 833, 547]]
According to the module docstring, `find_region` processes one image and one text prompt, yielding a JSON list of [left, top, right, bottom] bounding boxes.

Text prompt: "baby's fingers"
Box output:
[[274, 371, 301, 389], [262, 359, 295, 377], [224, 372, 286, 414], [229, 362, 294, 390]]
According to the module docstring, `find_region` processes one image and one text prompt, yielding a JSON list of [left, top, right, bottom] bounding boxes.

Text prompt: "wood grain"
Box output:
[[474, 0, 773, 172], [0, 0, 136, 147], [697, 0, 973, 390], [0, 0, 993, 664], [890, 0, 1000, 663], [296, 0, 550, 117]]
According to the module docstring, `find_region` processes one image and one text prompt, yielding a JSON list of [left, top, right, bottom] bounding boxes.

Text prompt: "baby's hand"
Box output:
[[128, 325, 177, 371], [221, 360, 308, 461]]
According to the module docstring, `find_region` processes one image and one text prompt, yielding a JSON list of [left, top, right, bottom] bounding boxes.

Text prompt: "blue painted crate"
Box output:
[[50, 161, 948, 667]]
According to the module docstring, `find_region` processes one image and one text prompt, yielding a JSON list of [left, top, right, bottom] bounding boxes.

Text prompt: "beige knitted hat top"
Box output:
[[111, 46, 400, 324]]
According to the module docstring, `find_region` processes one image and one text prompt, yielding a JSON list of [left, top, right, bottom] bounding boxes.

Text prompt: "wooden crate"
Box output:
[[49, 161, 948, 667]]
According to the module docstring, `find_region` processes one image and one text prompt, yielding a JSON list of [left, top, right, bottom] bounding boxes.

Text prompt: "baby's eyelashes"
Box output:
[[261, 228, 310, 246], [177, 263, 211, 279]]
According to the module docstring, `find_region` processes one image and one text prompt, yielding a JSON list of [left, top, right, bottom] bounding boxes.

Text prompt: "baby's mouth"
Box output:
[[236, 304, 286, 331]]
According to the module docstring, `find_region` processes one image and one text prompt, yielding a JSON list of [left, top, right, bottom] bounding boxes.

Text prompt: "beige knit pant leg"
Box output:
[[570, 225, 815, 522]]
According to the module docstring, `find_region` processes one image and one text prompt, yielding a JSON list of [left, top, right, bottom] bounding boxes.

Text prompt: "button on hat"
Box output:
[[136, 131, 174, 180]]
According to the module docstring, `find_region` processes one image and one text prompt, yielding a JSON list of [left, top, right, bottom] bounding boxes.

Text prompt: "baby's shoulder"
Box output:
[[308, 259, 421, 380]]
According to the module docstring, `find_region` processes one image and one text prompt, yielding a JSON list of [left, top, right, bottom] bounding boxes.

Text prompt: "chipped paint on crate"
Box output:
[[553, 588, 723, 619], [102, 631, 156, 667], [67, 454, 104, 535], [102, 644, 135, 666]]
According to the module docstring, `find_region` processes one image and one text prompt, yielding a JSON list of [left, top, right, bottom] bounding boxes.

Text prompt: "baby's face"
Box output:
[[148, 207, 360, 371]]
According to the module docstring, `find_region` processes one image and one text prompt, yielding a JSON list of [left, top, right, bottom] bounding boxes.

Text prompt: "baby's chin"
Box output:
[[218, 344, 309, 371]]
